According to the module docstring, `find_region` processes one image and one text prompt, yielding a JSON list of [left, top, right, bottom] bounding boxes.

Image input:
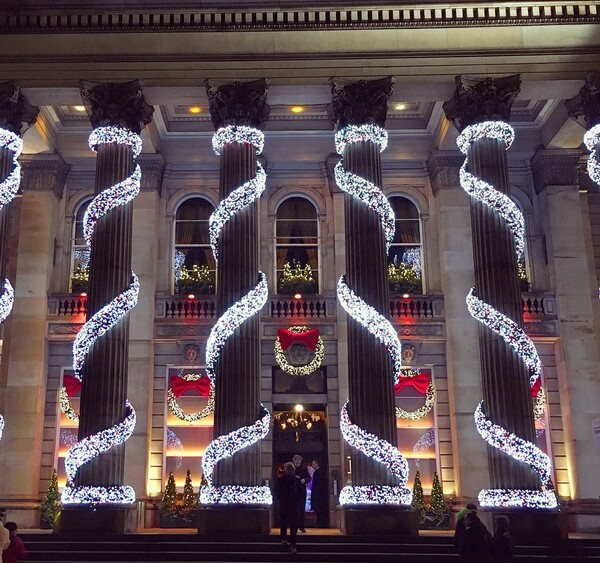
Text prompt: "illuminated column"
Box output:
[[60, 82, 152, 531], [444, 76, 556, 513], [566, 72, 600, 186], [328, 78, 413, 533], [199, 79, 271, 533], [0, 81, 38, 446]]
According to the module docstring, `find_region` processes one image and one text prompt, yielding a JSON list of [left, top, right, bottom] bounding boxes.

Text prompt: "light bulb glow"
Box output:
[[458, 121, 556, 510], [584, 124, 600, 185], [0, 279, 14, 326], [62, 126, 142, 506], [0, 413, 4, 441]]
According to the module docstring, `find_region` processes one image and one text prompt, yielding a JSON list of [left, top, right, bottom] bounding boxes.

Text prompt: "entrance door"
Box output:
[[273, 403, 329, 528]]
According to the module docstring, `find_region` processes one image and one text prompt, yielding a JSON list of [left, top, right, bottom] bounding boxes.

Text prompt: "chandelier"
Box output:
[[274, 404, 322, 432]]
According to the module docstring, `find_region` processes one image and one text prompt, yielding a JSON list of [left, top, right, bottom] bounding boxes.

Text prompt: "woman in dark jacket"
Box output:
[[460, 512, 492, 563], [492, 515, 513, 563], [275, 462, 303, 554]]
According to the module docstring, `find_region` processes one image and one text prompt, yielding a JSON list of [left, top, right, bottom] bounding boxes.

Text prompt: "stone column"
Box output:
[[444, 76, 539, 493], [200, 79, 270, 533], [60, 82, 153, 532], [532, 149, 600, 532], [427, 153, 490, 501]]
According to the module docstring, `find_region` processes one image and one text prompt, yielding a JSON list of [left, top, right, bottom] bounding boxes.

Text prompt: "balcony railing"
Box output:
[[390, 295, 443, 319], [48, 294, 87, 317], [268, 296, 334, 319], [158, 296, 216, 319]]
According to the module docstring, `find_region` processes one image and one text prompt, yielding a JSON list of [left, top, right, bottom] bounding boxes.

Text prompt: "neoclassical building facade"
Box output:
[[0, 0, 599, 534]]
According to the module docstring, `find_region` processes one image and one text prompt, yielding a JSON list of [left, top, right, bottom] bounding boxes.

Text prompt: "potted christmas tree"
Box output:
[[411, 471, 426, 524], [422, 471, 450, 529], [39, 470, 60, 529]]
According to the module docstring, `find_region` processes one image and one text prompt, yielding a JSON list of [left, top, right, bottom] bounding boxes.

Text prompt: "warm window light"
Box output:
[[402, 293, 410, 299], [290, 106, 305, 114], [293, 293, 302, 300], [187, 294, 196, 300], [188, 106, 202, 114], [294, 404, 304, 413], [73, 105, 86, 112], [394, 102, 408, 111]]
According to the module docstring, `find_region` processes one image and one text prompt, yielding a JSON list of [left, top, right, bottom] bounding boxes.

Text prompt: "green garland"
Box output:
[[278, 261, 318, 295]]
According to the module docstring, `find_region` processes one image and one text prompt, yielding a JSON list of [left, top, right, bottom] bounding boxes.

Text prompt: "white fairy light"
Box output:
[[457, 121, 525, 263], [0, 413, 4, 441], [334, 124, 395, 253], [339, 401, 412, 505], [63, 126, 142, 506], [0, 279, 14, 326], [395, 382, 436, 421], [200, 407, 272, 505], [209, 126, 266, 261], [584, 124, 600, 185], [0, 128, 23, 208], [167, 374, 215, 423], [459, 121, 556, 510], [337, 275, 402, 384]]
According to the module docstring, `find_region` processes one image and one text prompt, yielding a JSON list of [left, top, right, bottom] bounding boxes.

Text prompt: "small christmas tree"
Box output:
[[160, 472, 177, 512], [428, 471, 446, 525], [411, 470, 426, 523], [40, 469, 60, 529], [183, 469, 195, 507]]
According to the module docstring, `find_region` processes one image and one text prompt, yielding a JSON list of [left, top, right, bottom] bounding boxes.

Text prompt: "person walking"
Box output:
[[310, 459, 329, 527], [275, 462, 303, 554], [453, 502, 477, 552], [291, 454, 311, 532], [492, 515, 513, 563], [2, 522, 27, 563], [460, 512, 492, 563]]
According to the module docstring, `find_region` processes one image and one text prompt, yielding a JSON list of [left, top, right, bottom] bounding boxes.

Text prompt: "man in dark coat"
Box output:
[[292, 454, 311, 532], [310, 459, 329, 527], [460, 512, 492, 563], [275, 462, 303, 554]]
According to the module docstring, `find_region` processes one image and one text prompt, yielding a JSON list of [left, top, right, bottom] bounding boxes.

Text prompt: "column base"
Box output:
[[485, 509, 568, 543], [57, 507, 136, 534], [198, 506, 270, 535], [340, 506, 419, 536]]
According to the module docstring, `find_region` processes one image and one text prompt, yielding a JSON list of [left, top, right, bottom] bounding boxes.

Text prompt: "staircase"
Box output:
[[20, 532, 600, 562]]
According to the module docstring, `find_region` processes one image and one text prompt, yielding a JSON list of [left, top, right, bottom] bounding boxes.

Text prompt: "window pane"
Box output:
[[176, 198, 213, 221], [391, 197, 419, 220], [175, 221, 210, 245], [276, 220, 318, 241], [277, 197, 317, 220], [394, 220, 420, 244]]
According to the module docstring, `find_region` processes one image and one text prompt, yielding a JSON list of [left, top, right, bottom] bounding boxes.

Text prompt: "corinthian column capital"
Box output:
[[443, 74, 521, 131], [0, 81, 39, 135], [79, 80, 153, 133], [565, 72, 600, 129], [327, 76, 394, 129], [205, 78, 270, 130]]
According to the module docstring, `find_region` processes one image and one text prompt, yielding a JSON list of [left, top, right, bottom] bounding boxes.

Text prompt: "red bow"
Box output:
[[531, 378, 541, 398], [63, 374, 82, 397], [394, 374, 430, 395], [170, 376, 211, 398], [277, 328, 319, 351]]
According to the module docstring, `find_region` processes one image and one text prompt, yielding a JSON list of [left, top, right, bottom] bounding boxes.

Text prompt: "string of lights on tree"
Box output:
[[335, 123, 411, 506], [458, 121, 556, 509], [274, 326, 325, 376], [209, 126, 266, 261], [200, 124, 272, 506], [62, 126, 143, 507], [584, 124, 600, 185]]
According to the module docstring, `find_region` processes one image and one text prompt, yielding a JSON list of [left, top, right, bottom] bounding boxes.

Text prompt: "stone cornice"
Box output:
[[20, 154, 70, 198], [426, 152, 464, 197], [1, 3, 598, 34], [530, 148, 582, 194]]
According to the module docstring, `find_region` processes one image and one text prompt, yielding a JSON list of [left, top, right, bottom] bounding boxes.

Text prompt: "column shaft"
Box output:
[[213, 141, 260, 487], [468, 138, 537, 490], [344, 141, 396, 486], [0, 149, 11, 281]]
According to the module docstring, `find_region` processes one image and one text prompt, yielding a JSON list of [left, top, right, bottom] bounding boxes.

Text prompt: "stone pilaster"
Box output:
[[205, 79, 270, 491], [328, 77, 398, 488], [444, 75, 540, 493], [74, 81, 153, 494], [0, 157, 65, 526], [427, 153, 490, 500], [532, 149, 600, 531]]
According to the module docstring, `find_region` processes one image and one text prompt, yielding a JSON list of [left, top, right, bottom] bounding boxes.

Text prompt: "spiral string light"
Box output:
[[335, 124, 410, 505], [201, 124, 272, 505], [62, 126, 142, 506], [584, 124, 600, 185], [458, 121, 557, 509]]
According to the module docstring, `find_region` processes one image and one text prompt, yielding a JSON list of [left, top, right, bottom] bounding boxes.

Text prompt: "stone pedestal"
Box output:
[[487, 509, 568, 543], [57, 507, 137, 534], [197, 507, 270, 535], [341, 506, 418, 536]]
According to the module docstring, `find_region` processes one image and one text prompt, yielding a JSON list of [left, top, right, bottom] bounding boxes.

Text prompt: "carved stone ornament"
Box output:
[[327, 76, 394, 129], [426, 153, 465, 196], [530, 149, 581, 194], [443, 74, 521, 132], [205, 78, 271, 130], [79, 80, 154, 133], [565, 72, 600, 129], [0, 81, 39, 135]]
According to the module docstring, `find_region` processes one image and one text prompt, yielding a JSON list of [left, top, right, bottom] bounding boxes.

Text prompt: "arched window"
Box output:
[[388, 196, 423, 295], [70, 198, 92, 293], [275, 197, 319, 295], [174, 197, 215, 295]]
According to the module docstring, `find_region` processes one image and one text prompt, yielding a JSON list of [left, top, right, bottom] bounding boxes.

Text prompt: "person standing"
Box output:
[[310, 459, 329, 527], [453, 502, 478, 552], [491, 515, 513, 563], [0, 523, 9, 552], [292, 454, 311, 532], [2, 522, 27, 563], [275, 462, 303, 554], [460, 512, 492, 563]]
